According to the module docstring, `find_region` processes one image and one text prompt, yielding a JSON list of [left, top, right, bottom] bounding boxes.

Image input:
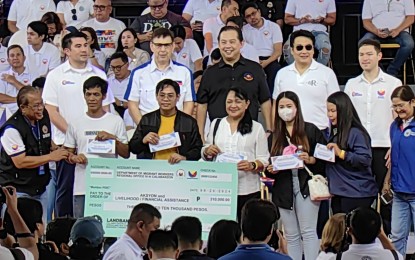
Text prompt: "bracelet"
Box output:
[[15, 233, 34, 238], [339, 150, 346, 160]]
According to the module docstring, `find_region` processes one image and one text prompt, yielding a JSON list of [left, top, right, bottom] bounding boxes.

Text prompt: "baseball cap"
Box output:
[[69, 215, 105, 247]]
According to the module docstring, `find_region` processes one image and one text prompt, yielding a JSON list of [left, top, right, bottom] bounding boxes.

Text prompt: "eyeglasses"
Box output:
[[391, 101, 411, 110], [71, 8, 77, 21], [149, 0, 166, 10], [93, 5, 109, 11], [295, 44, 313, 51], [152, 42, 173, 49], [110, 62, 128, 71], [26, 103, 44, 111], [245, 9, 258, 19], [158, 93, 176, 100]]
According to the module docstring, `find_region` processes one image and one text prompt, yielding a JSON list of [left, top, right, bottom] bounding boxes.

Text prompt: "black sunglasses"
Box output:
[[295, 44, 313, 51], [71, 8, 77, 21]]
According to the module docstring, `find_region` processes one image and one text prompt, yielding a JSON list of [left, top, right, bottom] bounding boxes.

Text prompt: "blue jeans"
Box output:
[[391, 192, 415, 256], [73, 195, 85, 218], [359, 31, 414, 77], [279, 171, 320, 260], [55, 160, 75, 217], [283, 31, 331, 66], [45, 169, 57, 223], [17, 190, 48, 226]]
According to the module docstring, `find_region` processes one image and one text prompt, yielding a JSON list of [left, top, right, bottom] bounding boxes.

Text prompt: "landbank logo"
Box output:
[[187, 170, 198, 179]]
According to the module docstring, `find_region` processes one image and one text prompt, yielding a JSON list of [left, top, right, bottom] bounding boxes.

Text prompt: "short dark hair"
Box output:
[[226, 16, 245, 29], [218, 26, 243, 42], [193, 70, 204, 79], [210, 48, 222, 61], [7, 44, 25, 57], [62, 31, 87, 50], [221, 0, 236, 9], [290, 29, 315, 48], [358, 38, 381, 53], [148, 229, 178, 252], [110, 51, 129, 64], [241, 199, 279, 242], [83, 76, 108, 96], [170, 24, 186, 40], [28, 21, 48, 42], [46, 217, 77, 251], [3, 198, 43, 235], [227, 87, 253, 135], [32, 77, 46, 89], [17, 86, 41, 107], [155, 79, 180, 95], [152, 27, 174, 42], [171, 216, 202, 244], [128, 203, 161, 229], [242, 2, 259, 17], [348, 207, 381, 244]]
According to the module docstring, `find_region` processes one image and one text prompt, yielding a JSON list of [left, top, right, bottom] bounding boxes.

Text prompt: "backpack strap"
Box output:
[[336, 251, 343, 260], [390, 249, 398, 260], [9, 248, 26, 260], [212, 118, 222, 145]]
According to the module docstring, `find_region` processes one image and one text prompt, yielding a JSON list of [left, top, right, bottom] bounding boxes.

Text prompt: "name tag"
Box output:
[[87, 139, 116, 155], [149, 132, 181, 153], [215, 152, 246, 163], [271, 155, 304, 171], [313, 143, 335, 162]]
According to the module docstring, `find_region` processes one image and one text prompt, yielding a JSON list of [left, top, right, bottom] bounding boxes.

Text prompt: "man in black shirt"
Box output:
[[196, 26, 272, 141]]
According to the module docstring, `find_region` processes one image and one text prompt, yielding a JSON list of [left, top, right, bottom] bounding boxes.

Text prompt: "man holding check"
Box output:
[[129, 79, 202, 163], [64, 76, 129, 218]]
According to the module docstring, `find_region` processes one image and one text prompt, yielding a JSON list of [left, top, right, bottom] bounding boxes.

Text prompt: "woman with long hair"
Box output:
[[41, 12, 63, 43], [116, 28, 150, 70], [317, 213, 346, 260], [206, 220, 241, 259], [326, 91, 377, 214], [79, 27, 106, 70], [266, 91, 326, 260], [202, 87, 269, 220], [383, 85, 415, 256]]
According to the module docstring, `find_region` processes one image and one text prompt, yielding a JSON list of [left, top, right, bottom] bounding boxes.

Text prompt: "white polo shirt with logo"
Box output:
[[124, 59, 195, 115], [183, 0, 221, 23], [203, 14, 226, 56], [285, 0, 336, 32], [243, 18, 283, 57], [241, 43, 260, 63], [57, 0, 94, 28], [108, 74, 130, 102], [8, 0, 56, 31], [0, 46, 10, 73], [362, 0, 415, 31], [25, 42, 61, 79], [82, 18, 127, 58], [344, 70, 401, 147], [273, 60, 339, 130], [42, 61, 114, 145], [174, 39, 203, 72], [0, 67, 32, 114]]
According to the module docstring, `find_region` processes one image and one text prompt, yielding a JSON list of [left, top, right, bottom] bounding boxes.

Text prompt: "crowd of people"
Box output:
[[0, 0, 414, 259]]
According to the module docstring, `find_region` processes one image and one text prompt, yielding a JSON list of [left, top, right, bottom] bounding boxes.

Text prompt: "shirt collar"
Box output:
[[218, 56, 246, 68], [237, 243, 273, 250], [150, 59, 174, 73], [216, 14, 225, 26], [29, 43, 46, 55], [62, 60, 93, 73], [120, 233, 144, 256], [359, 69, 386, 84], [8, 66, 30, 76], [348, 242, 383, 251], [290, 59, 318, 73]]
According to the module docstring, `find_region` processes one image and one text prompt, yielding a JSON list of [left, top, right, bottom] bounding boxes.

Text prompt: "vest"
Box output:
[[0, 110, 51, 195]]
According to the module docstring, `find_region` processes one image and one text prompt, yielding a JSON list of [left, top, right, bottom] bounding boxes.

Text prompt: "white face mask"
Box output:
[[278, 107, 296, 122]]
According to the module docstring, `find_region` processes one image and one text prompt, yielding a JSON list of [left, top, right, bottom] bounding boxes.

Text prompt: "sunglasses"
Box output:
[[295, 44, 313, 51], [93, 5, 109, 11], [71, 8, 77, 21]]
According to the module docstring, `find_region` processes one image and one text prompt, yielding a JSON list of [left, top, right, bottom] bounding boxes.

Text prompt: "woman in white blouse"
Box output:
[[57, 0, 94, 28], [116, 28, 150, 70], [80, 27, 106, 70], [202, 87, 270, 221]]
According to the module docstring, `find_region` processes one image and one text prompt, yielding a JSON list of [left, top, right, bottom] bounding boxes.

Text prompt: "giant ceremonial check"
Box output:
[[84, 158, 238, 239]]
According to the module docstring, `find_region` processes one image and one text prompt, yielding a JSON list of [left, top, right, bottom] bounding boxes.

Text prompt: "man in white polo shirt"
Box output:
[[182, 0, 221, 50], [108, 52, 130, 117], [283, 0, 336, 66], [243, 2, 282, 94], [170, 25, 203, 72], [82, 0, 126, 58], [7, 0, 55, 33], [0, 45, 32, 114], [125, 28, 195, 125], [42, 31, 114, 217], [360, 0, 414, 77], [273, 29, 339, 132], [25, 21, 61, 79], [203, 0, 239, 57], [344, 39, 401, 235]]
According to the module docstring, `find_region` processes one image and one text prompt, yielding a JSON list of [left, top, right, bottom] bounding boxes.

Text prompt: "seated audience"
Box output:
[[226, 16, 259, 63], [170, 25, 203, 72], [79, 27, 106, 70], [147, 230, 179, 260], [57, 0, 94, 28], [41, 12, 63, 43], [206, 220, 241, 259], [116, 28, 150, 70]]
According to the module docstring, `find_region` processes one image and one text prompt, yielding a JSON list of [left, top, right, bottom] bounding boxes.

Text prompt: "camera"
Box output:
[[0, 186, 13, 204]]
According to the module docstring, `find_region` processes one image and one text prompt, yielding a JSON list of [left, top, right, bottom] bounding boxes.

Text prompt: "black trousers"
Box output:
[[237, 191, 261, 222], [331, 196, 376, 214], [259, 56, 281, 94]]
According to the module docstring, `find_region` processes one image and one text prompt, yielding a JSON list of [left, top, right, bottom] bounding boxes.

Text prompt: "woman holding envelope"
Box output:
[[326, 91, 377, 214], [201, 87, 270, 221], [265, 91, 326, 260]]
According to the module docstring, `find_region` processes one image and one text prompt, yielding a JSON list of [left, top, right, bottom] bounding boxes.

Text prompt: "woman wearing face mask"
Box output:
[[265, 91, 326, 260], [116, 28, 150, 70], [202, 87, 269, 221], [326, 91, 377, 214], [382, 86, 415, 256]]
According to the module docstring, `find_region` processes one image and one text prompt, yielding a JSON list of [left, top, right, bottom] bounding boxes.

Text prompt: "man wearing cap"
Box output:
[[68, 216, 105, 260]]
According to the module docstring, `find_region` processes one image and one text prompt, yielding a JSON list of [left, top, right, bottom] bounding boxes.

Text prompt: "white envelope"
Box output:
[[215, 152, 247, 163], [271, 155, 304, 171], [87, 139, 116, 155], [149, 132, 182, 153], [313, 143, 335, 162]]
